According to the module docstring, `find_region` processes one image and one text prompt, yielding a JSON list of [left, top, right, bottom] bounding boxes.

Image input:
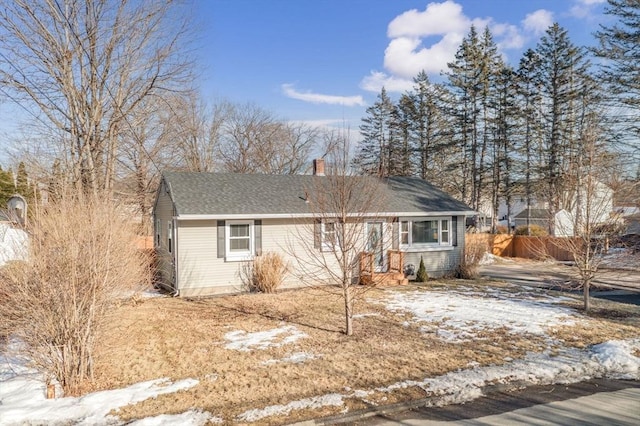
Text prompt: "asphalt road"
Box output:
[[479, 261, 640, 305], [341, 379, 640, 426]]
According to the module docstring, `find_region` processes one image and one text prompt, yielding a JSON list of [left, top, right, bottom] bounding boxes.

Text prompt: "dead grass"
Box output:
[[88, 281, 640, 425]]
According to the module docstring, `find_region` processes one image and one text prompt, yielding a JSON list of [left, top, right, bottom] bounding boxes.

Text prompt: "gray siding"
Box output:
[[402, 215, 465, 278], [172, 215, 466, 296], [175, 218, 343, 296]]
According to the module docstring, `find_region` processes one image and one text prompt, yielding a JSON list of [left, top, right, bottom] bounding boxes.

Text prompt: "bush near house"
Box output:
[[244, 251, 288, 293], [457, 237, 486, 279], [415, 256, 428, 282]]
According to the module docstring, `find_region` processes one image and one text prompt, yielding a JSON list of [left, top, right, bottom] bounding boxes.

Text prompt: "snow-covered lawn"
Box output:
[[1, 283, 639, 425]]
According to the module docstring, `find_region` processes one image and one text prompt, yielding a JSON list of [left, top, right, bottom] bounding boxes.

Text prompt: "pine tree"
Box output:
[[415, 256, 428, 282], [515, 48, 545, 234], [407, 71, 450, 185], [15, 162, 34, 205], [353, 88, 398, 176], [534, 23, 591, 226], [0, 166, 15, 208], [446, 26, 503, 224], [592, 0, 640, 165]]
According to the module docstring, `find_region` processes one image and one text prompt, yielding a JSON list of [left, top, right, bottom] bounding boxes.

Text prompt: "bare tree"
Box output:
[[0, 194, 150, 395], [167, 94, 233, 172], [289, 138, 390, 336], [116, 97, 174, 233], [550, 116, 618, 311], [0, 0, 193, 193]]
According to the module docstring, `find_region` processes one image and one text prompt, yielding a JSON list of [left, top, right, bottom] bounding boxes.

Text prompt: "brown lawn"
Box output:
[[91, 281, 640, 425]]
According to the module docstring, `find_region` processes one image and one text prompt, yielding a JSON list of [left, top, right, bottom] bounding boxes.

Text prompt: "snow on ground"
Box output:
[[383, 287, 576, 342], [223, 324, 307, 351], [1, 286, 639, 425], [261, 352, 318, 366], [128, 409, 222, 426], [237, 339, 640, 422], [478, 252, 514, 265], [237, 393, 344, 422]]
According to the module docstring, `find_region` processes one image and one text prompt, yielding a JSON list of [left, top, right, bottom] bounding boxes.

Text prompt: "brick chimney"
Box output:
[[313, 159, 325, 176]]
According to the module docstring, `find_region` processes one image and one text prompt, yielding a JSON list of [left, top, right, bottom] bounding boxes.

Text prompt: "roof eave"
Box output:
[[175, 210, 477, 220]]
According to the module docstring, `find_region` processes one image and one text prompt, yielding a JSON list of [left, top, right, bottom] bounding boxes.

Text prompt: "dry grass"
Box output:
[[87, 282, 640, 425]]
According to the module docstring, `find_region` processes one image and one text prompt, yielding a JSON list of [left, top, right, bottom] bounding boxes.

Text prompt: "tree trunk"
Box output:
[[583, 277, 590, 312], [344, 285, 353, 336]]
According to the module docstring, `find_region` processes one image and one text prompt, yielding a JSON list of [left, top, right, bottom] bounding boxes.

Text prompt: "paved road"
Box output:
[[480, 260, 640, 293], [343, 379, 640, 426]]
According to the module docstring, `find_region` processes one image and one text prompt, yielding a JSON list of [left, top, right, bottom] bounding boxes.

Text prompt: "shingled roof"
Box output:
[[161, 172, 473, 218]]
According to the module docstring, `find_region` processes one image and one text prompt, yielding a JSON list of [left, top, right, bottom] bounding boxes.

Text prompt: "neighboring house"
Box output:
[[153, 164, 474, 296], [495, 180, 614, 236]]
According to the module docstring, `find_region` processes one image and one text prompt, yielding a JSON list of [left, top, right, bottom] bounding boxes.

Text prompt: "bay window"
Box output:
[[400, 218, 452, 248]]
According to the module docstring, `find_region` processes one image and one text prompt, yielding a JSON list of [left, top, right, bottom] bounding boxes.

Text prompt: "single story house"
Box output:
[[153, 162, 474, 296]]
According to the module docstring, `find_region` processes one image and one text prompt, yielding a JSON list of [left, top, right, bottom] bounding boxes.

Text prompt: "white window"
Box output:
[[167, 221, 173, 254], [321, 221, 337, 251], [226, 220, 253, 260], [400, 218, 451, 248]]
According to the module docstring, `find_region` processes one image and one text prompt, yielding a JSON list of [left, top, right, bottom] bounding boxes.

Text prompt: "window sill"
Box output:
[[225, 253, 253, 262], [401, 245, 455, 252]]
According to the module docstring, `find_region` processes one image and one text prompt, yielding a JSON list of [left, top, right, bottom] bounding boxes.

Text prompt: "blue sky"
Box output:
[[194, 0, 610, 130]]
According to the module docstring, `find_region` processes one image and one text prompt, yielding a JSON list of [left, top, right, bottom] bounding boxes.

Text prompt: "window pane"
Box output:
[[412, 220, 438, 243], [230, 238, 250, 251], [441, 220, 449, 244], [230, 224, 249, 238]]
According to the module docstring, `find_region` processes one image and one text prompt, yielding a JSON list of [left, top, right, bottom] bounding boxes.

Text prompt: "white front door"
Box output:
[[366, 221, 385, 272]]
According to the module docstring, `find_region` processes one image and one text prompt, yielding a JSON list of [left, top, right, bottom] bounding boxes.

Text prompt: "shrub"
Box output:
[[456, 237, 486, 279], [514, 224, 548, 236], [245, 251, 288, 293], [415, 256, 428, 282], [0, 195, 150, 396]]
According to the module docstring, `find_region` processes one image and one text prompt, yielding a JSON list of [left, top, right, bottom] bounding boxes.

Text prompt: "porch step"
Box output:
[[360, 273, 408, 287]]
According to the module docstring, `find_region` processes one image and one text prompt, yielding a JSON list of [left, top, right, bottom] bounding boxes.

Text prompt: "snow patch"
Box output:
[[129, 409, 221, 426], [591, 340, 640, 379], [261, 352, 318, 365], [223, 325, 307, 352], [384, 289, 577, 342], [237, 393, 344, 422]]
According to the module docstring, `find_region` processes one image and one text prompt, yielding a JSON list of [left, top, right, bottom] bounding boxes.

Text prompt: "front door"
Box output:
[[366, 221, 385, 272]]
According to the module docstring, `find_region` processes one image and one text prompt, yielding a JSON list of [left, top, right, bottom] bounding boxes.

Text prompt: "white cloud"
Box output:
[[387, 0, 470, 38], [522, 9, 554, 35], [360, 71, 414, 94], [493, 23, 526, 49], [570, 0, 606, 19], [383, 33, 465, 78], [361, 1, 532, 93], [281, 84, 365, 107]]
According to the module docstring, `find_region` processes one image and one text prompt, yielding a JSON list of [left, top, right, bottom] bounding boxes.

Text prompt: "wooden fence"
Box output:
[[466, 234, 576, 261]]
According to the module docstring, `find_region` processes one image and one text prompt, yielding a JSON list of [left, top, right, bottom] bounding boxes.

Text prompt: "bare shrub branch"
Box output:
[[0, 195, 150, 396]]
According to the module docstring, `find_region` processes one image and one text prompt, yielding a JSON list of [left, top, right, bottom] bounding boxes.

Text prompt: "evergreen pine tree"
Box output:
[[353, 88, 398, 176], [416, 256, 428, 282], [534, 23, 591, 223]]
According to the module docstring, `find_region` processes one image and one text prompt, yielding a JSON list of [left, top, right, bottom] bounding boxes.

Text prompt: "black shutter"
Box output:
[[254, 220, 262, 256], [217, 220, 225, 258], [314, 219, 321, 249], [452, 216, 458, 247]]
